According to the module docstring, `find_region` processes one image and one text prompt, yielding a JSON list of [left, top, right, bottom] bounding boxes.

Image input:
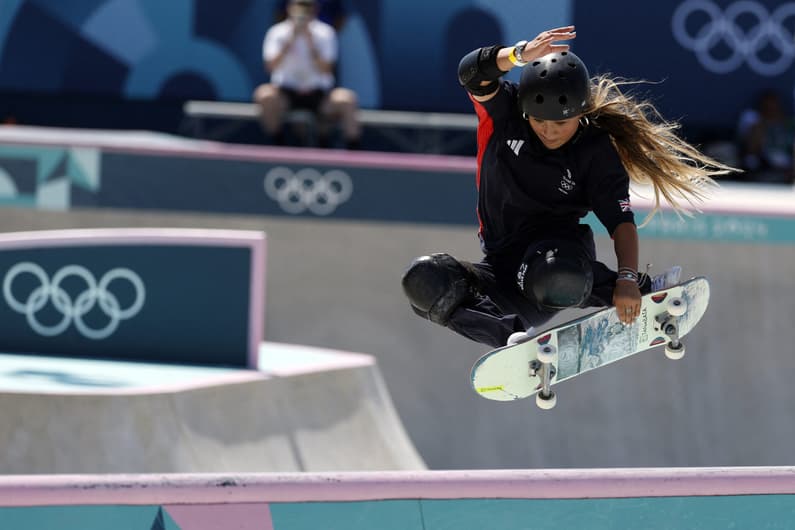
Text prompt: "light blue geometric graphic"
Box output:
[[82, 0, 158, 65], [34, 149, 63, 183], [122, 0, 251, 99], [125, 37, 252, 100], [37, 177, 71, 210], [0, 145, 101, 210], [0, 167, 18, 197], [67, 148, 101, 190]]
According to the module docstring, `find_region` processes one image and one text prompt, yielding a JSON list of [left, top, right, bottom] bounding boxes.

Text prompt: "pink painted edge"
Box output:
[[163, 503, 273, 530], [0, 228, 266, 250], [248, 234, 266, 368], [0, 128, 476, 173], [135, 141, 477, 173], [2, 468, 795, 506]]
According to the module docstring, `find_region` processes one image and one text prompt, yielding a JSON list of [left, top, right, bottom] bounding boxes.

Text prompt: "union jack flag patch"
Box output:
[[618, 197, 632, 212]]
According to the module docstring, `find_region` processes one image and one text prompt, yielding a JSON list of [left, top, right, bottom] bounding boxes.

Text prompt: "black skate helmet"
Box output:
[[518, 51, 590, 121]]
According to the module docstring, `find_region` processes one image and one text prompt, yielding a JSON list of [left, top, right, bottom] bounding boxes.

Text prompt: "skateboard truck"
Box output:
[[655, 297, 687, 360], [529, 344, 558, 410]]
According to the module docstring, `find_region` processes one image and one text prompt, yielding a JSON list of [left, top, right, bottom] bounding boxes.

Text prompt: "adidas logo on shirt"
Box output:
[[507, 139, 524, 156]]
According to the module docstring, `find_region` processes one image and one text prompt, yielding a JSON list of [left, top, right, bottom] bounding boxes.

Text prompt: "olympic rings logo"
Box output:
[[264, 167, 353, 216], [3, 262, 146, 340], [672, 0, 795, 76]]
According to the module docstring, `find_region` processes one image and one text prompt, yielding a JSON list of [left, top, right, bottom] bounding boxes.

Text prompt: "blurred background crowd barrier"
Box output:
[[1, 0, 794, 179]]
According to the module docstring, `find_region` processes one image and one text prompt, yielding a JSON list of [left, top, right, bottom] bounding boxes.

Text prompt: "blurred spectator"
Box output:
[[253, 0, 360, 149], [273, 0, 348, 31], [736, 90, 795, 184]]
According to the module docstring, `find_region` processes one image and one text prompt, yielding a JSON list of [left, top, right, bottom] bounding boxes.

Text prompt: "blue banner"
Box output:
[[572, 0, 795, 130], [0, 243, 253, 366], [1, 0, 791, 130], [93, 153, 480, 225]]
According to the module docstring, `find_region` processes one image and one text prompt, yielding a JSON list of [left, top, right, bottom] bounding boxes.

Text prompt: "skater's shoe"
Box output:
[[506, 327, 535, 346], [650, 265, 682, 292]]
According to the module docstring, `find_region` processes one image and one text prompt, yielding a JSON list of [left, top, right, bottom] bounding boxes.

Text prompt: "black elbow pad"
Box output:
[[457, 45, 505, 96]]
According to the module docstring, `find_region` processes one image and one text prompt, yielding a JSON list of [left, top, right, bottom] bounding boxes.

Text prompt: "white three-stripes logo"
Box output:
[[507, 139, 524, 156]]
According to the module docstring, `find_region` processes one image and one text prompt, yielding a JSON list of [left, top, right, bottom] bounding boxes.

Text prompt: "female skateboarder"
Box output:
[[402, 26, 734, 348]]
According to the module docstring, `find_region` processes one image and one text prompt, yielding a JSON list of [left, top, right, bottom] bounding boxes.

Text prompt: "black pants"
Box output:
[[282, 88, 328, 112], [443, 225, 621, 348]]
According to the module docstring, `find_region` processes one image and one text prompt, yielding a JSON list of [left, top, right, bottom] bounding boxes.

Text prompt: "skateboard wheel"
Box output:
[[536, 391, 557, 410], [537, 344, 557, 364], [665, 341, 685, 360], [507, 331, 532, 346], [666, 297, 687, 317]]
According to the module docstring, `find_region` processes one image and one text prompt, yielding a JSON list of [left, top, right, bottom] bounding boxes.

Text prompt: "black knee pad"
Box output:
[[516, 242, 593, 310], [401, 253, 476, 325]]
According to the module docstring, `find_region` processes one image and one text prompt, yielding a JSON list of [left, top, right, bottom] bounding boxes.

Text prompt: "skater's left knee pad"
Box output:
[[517, 243, 593, 310]]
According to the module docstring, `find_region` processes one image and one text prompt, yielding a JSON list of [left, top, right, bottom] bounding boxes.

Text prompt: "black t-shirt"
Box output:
[[470, 80, 635, 254]]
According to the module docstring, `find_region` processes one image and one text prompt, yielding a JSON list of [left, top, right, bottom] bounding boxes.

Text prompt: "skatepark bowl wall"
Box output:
[[2, 467, 795, 529], [0, 227, 424, 474], [0, 125, 794, 471]]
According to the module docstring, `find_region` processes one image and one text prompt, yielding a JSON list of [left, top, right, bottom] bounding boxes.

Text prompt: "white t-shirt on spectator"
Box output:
[[263, 19, 337, 92]]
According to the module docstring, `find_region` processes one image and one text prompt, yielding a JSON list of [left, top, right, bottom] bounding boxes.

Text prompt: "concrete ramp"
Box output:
[[0, 342, 425, 473]]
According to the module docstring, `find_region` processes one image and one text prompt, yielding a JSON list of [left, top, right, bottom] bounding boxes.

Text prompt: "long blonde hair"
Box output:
[[585, 75, 737, 224]]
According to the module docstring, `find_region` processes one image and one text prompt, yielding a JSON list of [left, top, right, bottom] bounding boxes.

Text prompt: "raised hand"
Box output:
[[520, 25, 576, 62]]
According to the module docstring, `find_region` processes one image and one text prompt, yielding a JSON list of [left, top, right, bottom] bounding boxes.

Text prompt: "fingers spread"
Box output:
[[547, 25, 576, 33]]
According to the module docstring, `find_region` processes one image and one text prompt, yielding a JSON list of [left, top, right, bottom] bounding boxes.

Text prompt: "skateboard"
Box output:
[[470, 276, 710, 409]]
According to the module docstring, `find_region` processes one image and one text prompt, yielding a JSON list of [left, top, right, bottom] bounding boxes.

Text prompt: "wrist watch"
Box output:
[[509, 40, 529, 66]]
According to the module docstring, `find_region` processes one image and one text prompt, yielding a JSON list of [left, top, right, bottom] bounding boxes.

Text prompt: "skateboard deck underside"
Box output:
[[471, 277, 710, 401]]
